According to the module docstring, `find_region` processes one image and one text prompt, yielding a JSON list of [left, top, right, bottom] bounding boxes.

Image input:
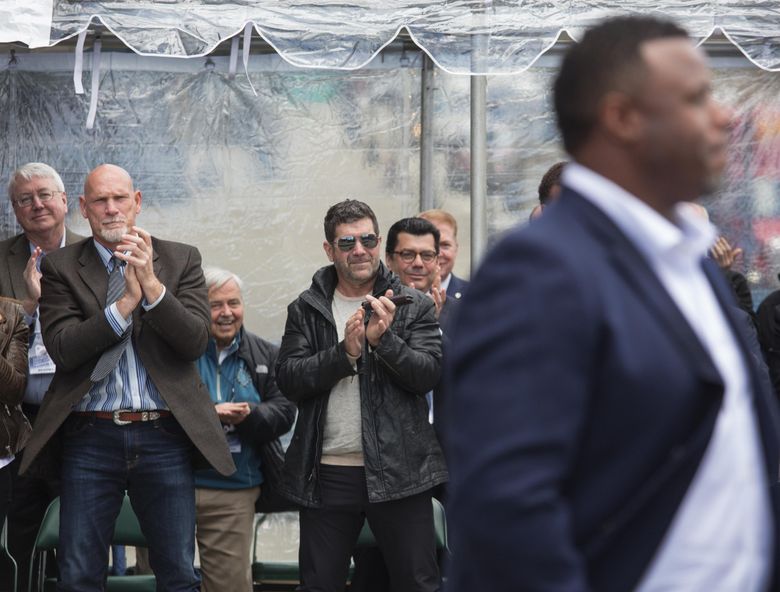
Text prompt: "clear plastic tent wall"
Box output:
[[6, 1, 780, 73], [1, 2, 780, 340]]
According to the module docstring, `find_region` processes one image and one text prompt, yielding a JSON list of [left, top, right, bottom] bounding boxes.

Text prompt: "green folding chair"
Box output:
[[355, 497, 449, 552], [0, 517, 17, 592], [251, 513, 301, 591], [29, 494, 156, 592]]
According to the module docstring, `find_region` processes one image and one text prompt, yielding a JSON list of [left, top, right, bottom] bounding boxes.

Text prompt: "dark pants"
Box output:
[[0, 405, 60, 592], [350, 483, 448, 592], [57, 414, 199, 592], [298, 465, 439, 592]]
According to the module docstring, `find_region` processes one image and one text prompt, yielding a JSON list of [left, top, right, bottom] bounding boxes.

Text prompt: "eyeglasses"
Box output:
[[13, 191, 61, 208], [335, 233, 379, 252], [392, 249, 438, 264]]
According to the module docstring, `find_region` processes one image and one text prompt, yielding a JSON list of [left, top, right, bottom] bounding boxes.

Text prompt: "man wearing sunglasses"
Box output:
[[349, 216, 449, 592], [276, 199, 447, 592]]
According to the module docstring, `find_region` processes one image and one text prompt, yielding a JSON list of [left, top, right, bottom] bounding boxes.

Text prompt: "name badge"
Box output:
[[29, 339, 56, 375], [227, 433, 242, 454]]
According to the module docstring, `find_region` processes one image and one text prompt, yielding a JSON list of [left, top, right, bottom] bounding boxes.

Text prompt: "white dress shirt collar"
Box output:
[[562, 162, 715, 269]]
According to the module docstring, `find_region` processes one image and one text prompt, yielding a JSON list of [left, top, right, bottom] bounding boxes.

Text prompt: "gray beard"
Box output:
[[99, 226, 127, 244]]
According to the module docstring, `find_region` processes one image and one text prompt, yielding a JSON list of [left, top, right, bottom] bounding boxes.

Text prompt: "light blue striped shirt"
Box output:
[[72, 240, 168, 412]]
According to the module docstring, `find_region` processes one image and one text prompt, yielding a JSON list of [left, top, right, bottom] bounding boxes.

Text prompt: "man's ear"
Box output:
[[599, 91, 645, 145], [323, 240, 334, 262]]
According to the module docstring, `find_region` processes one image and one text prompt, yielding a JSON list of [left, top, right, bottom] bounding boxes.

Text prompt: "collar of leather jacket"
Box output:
[[309, 261, 400, 304]]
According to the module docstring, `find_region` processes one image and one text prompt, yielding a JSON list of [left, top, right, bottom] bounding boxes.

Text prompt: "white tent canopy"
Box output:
[[2, 1, 780, 73]]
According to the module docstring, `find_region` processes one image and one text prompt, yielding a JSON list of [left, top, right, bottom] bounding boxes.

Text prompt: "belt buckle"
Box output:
[[112, 409, 132, 426]]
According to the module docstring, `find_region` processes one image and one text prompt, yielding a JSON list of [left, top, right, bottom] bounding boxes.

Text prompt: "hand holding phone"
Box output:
[[361, 294, 413, 310]]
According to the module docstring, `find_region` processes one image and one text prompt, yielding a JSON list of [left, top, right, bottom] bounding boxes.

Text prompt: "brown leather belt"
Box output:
[[72, 410, 172, 426]]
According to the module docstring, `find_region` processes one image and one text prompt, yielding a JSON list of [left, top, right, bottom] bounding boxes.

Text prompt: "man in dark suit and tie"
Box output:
[[418, 209, 468, 334], [0, 162, 84, 589], [446, 16, 780, 592], [19, 164, 234, 591]]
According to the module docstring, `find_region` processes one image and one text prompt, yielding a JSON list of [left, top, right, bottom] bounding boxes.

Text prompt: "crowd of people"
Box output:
[[0, 157, 466, 592], [2, 13, 780, 592]]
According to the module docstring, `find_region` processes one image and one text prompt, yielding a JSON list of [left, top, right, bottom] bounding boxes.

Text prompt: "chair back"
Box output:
[[113, 496, 148, 547], [29, 494, 155, 592], [355, 497, 449, 550], [32, 497, 60, 551], [1, 517, 18, 592]]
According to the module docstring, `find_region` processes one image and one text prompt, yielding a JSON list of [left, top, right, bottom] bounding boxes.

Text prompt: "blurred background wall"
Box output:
[[1, 45, 776, 339]]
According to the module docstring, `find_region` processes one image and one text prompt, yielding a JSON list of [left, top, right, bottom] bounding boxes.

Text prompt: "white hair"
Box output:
[[7, 162, 65, 200], [203, 266, 244, 295]]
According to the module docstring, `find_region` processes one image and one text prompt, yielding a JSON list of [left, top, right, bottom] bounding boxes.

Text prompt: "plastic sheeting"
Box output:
[[0, 51, 432, 339], [0, 0, 53, 47], [0, 1, 776, 73], [2, 48, 778, 335]]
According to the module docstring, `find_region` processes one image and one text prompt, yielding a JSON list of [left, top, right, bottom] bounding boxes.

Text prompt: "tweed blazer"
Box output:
[[19, 236, 235, 477]]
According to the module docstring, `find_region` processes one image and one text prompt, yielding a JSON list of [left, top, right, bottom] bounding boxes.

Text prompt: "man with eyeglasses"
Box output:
[[0, 162, 84, 591], [384, 217, 443, 318], [276, 199, 447, 592]]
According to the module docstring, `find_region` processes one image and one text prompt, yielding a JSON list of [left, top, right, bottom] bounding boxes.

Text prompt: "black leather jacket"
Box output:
[[276, 262, 447, 507], [233, 328, 296, 449]]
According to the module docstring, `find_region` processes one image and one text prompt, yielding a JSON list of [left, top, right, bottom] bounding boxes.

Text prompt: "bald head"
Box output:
[[84, 164, 134, 196], [79, 164, 142, 247]]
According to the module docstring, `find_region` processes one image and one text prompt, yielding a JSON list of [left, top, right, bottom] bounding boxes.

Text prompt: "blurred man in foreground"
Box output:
[[446, 16, 780, 592]]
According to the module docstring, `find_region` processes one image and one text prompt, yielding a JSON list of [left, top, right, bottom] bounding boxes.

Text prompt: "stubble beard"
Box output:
[[336, 257, 379, 289]]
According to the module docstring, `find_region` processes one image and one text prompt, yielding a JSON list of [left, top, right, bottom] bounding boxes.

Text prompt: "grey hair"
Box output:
[[203, 266, 244, 295], [7, 163, 65, 201]]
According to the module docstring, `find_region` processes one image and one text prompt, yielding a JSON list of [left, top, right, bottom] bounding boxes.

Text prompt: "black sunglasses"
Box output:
[[335, 233, 379, 252]]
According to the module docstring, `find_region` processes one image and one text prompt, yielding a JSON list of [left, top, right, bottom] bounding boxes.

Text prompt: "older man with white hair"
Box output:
[[194, 266, 295, 592], [0, 162, 84, 590]]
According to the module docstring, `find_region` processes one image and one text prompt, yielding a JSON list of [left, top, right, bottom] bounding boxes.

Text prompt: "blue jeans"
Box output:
[[110, 545, 126, 576], [57, 415, 200, 592]]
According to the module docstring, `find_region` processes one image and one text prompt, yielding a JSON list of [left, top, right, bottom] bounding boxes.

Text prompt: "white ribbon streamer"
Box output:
[[73, 29, 87, 94], [86, 37, 102, 130], [229, 34, 239, 79], [242, 22, 257, 96]]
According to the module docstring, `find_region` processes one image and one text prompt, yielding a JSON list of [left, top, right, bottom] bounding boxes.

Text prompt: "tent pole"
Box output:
[[470, 74, 487, 273], [419, 54, 435, 212], [470, 0, 490, 273]]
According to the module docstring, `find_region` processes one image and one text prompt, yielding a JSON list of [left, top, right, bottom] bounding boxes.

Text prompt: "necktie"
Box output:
[[90, 257, 130, 382]]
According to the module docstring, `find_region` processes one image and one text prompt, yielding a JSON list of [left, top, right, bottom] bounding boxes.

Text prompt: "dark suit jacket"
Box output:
[[19, 237, 235, 477], [0, 229, 84, 300], [431, 275, 468, 459], [756, 288, 780, 401], [438, 273, 468, 335], [445, 189, 780, 592], [725, 268, 755, 322]]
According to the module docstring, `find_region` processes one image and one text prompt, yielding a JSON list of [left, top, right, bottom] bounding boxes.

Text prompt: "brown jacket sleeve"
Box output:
[[0, 300, 28, 406]]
